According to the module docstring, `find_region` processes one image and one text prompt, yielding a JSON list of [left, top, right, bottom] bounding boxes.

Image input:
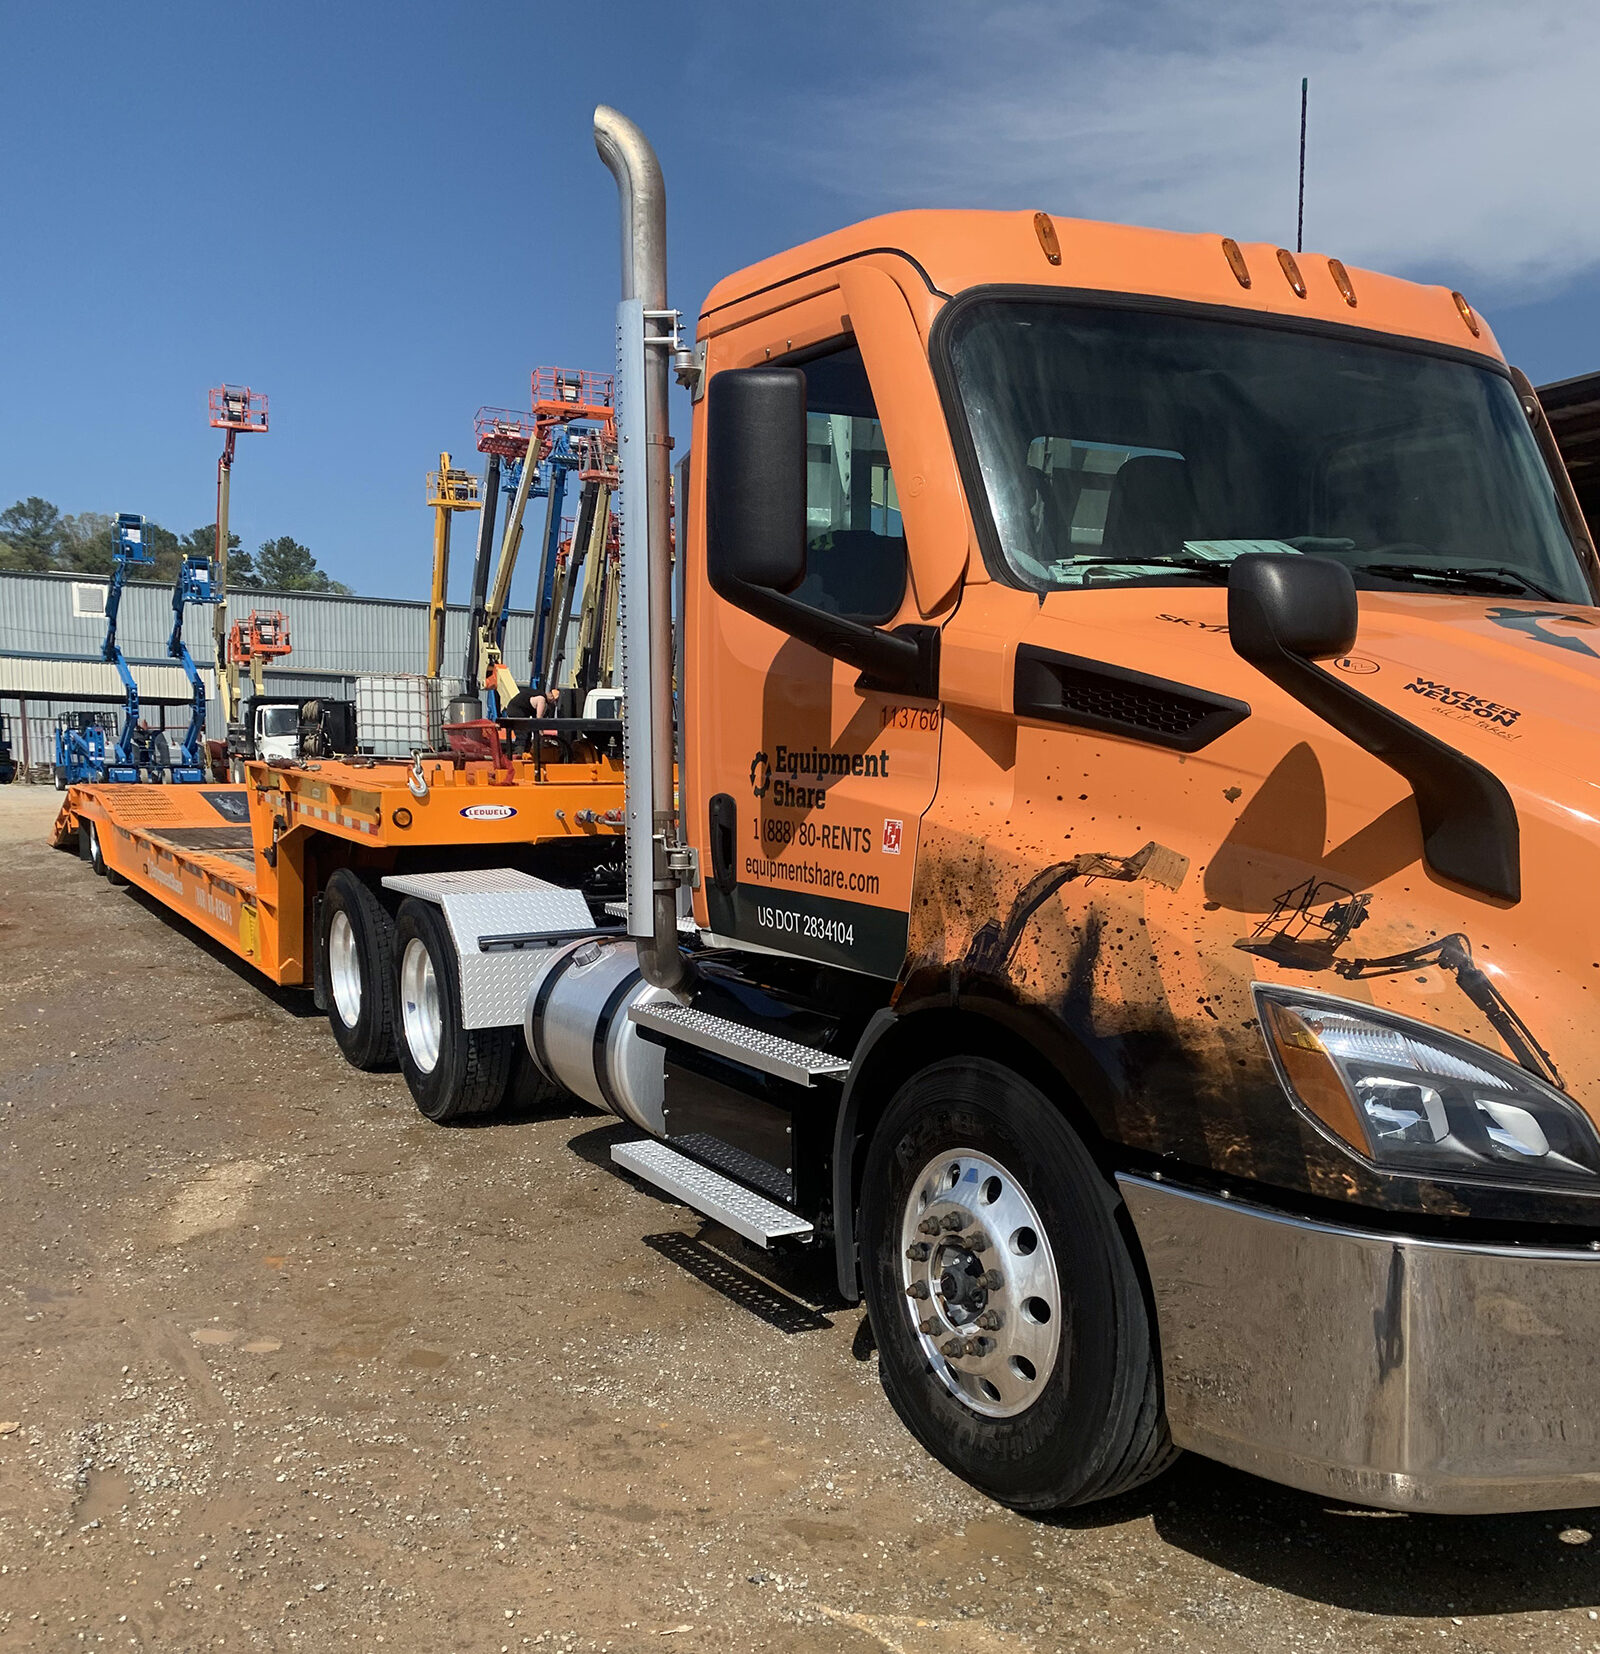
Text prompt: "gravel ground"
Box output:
[[3, 783, 1600, 1652]]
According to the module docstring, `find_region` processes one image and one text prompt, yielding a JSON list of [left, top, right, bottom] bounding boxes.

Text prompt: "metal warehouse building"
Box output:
[[0, 570, 536, 778]]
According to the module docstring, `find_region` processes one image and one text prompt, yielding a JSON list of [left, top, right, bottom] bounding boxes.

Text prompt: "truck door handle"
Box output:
[[708, 793, 738, 894]]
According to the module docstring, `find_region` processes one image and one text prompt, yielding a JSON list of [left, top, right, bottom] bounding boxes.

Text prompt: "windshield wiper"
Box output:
[[1362, 563, 1559, 600], [1054, 556, 1234, 581]]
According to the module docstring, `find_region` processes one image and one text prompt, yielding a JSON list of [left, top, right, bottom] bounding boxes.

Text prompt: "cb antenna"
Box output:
[[1296, 77, 1308, 254]]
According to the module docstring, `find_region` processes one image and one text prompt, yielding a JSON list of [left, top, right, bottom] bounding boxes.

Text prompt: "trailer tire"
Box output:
[[393, 898, 513, 1123], [859, 1057, 1175, 1512], [54, 767, 67, 791], [321, 870, 397, 1071], [83, 818, 109, 877]]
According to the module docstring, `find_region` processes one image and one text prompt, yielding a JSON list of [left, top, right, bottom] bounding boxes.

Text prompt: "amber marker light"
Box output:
[[1259, 999, 1370, 1153], [1221, 238, 1251, 288], [1452, 291, 1481, 337], [1033, 212, 1062, 266], [1327, 258, 1357, 307], [1276, 248, 1307, 298], [392, 807, 413, 829]]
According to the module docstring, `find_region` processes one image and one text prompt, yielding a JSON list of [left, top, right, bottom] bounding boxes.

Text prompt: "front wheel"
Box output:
[[393, 898, 513, 1123], [859, 1057, 1175, 1511]]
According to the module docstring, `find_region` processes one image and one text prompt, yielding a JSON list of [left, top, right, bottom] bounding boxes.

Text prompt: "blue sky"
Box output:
[[4, 0, 1598, 599]]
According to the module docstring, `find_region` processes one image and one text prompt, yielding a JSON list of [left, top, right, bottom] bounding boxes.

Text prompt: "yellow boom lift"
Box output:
[[424, 454, 482, 676]]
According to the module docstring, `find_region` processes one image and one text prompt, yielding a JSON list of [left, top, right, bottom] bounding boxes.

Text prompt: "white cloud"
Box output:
[[784, 0, 1600, 301]]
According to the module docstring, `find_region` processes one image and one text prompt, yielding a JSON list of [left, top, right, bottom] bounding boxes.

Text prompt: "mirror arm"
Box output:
[[719, 574, 940, 699], [1230, 582, 1520, 904]]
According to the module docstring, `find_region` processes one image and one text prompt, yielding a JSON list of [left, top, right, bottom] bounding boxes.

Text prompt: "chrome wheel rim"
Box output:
[[899, 1148, 1063, 1419], [328, 910, 362, 1029], [400, 937, 442, 1074]]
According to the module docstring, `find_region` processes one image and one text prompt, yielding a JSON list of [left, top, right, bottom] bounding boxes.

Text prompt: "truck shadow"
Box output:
[[569, 1119, 848, 1334], [1050, 1455, 1600, 1615]]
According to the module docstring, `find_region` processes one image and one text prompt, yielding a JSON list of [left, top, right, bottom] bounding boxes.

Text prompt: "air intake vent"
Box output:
[[1014, 645, 1249, 752]]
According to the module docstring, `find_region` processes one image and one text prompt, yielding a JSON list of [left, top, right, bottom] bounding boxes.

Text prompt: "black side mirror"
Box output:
[[1227, 552, 1357, 664], [706, 367, 807, 600], [701, 366, 938, 699], [1226, 552, 1520, 903]]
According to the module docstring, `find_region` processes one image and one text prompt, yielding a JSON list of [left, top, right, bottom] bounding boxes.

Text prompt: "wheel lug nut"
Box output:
[[905, 1242, 931, 1262], [917, 1217, 941, 1237], [940, 1211, 968, 1233], [905, 1280, 930, 1300], [918, 1317, 937, 1335], [940, 1337, 966, 1359], [967, 1231, 989, 1252], [976, 1311, 1002, 1331], [982, 1269, 1003, 1291], [963, 1337, 990, 1357]]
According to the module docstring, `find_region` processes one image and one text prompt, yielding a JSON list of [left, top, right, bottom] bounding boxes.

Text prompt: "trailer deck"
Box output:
[[53, 748, 624, 987]]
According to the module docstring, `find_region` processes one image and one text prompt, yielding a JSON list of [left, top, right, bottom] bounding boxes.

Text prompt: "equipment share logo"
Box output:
[[750, 750, 771, 799]]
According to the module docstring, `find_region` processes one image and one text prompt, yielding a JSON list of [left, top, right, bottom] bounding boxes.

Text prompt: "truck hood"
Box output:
[[1039, 585, 1600, 801]]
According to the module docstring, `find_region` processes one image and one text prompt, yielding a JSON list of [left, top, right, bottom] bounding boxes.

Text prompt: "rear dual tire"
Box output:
[[393, 898, 514, 1123], [321, 870, 397, 1071]]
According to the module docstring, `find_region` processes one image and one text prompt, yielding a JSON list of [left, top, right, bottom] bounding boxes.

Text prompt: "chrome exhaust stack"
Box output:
[[594, 104, 689, 992]]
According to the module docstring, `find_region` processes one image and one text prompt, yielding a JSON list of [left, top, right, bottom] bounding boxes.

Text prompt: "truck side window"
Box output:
[[789, 340, 908, 625]]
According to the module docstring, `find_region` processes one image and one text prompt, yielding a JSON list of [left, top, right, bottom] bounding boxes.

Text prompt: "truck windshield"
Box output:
[[944, 297, 1592, 603], [259, 707, 299, 737]]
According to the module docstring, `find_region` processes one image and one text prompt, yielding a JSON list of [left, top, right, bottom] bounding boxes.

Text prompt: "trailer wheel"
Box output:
[[54, 767, 67, 791], [859, 1058, 1175, 1511], [321, 870, 397, 1071], [83, 818, 108, 877], [393, 898, 513, 1124]]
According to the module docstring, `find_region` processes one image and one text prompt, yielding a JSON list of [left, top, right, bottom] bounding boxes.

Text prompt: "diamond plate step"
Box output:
[[611, 1138, 813, 1248], [629, 1001, 849, 1087]]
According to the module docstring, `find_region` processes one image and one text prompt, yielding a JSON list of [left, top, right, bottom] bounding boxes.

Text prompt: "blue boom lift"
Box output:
[[54, 513, 154, 784], [154, 547, 216, 782]]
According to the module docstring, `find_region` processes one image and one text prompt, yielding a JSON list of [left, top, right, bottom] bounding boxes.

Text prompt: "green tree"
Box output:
[[57, 511, 115, 575], [0, 497, 64, 570], [253, 535, 351, 594]]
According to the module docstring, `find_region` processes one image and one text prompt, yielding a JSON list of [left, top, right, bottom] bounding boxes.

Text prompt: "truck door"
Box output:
[[686, 278, 960, 980]]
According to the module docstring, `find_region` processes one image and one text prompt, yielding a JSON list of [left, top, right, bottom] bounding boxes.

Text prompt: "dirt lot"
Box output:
[[3, 784, 1600, 1653]]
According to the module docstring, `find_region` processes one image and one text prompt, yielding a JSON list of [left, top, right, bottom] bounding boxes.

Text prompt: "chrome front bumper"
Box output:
[[1119, 1174, 1600, 1514]]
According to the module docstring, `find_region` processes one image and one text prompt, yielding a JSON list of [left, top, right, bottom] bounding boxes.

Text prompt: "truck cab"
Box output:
[[388, 109, 1600, 1519]]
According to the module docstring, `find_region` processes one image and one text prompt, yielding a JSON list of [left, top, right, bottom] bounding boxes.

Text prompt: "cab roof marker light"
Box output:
[[1221, 238, 1252, 289], [1033, 212, 1062, 267], [1452, 291, 1481, 337], [1276, 248, 1307, 299], [1327, 258, 1357, 307]]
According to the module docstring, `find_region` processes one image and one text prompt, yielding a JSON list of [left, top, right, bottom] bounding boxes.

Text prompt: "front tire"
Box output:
[[321, 870, 397, 1071], [393, 898, 513, 1123], [859, 1057, 1174, 1511]]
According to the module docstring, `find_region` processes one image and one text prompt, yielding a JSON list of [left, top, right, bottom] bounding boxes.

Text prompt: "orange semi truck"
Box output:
[[61, 104, 1600, 1517]]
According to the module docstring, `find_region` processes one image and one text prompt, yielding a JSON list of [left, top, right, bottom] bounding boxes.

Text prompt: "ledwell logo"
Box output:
[[460, 803, 517, 821]]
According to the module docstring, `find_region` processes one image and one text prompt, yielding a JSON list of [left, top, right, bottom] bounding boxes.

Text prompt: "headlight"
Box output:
[[1256, 986, 1600, 1189]]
